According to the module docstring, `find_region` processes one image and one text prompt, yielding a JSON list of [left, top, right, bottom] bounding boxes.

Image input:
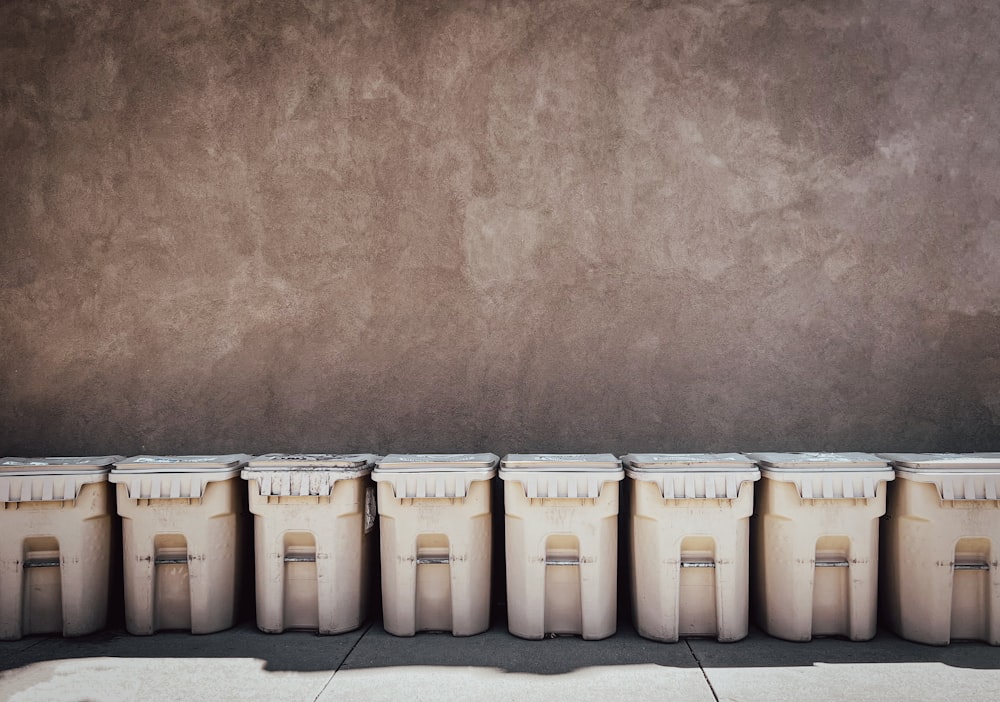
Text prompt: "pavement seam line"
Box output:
[[18, 638, 49, 653], [312, 620, 375, 702], [685, 639, 720, 702]]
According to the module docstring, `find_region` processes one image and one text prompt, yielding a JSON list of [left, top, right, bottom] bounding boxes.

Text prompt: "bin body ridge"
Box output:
[[377, 481, 492, 635], [879, 453, 1000, 645], [748, 452, 893, 642], [500, 454, 624, 641], [111, 455, 248, 635], [503, 481, 620, 640], [0, 456, 120, 641], [754, 480, 885, 641], [626, 453, 759, 642], [249, 488, 373, 634], [374, 454, 498, 637], [244, 453, 377, 634]]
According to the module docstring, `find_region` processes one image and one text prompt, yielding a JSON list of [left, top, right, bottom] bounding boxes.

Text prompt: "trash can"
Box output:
[[624, 453, 760, 642], [500, 453, 624, 640], [878, 452, 1000, 645], [0, 456, 122, 640], [373, 453, 498, 636], [747, 452, 894, 642], [242, 453, 378, 634], [110, 454, 249, 635]]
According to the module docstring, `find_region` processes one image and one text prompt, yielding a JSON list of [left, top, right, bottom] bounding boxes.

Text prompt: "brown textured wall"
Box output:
[[2, 0, 999, 457]]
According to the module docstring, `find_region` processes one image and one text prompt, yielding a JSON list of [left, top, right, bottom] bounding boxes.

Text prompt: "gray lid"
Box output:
[[878, 453, 1000, 472], [624, 453, 754, 472], [501, 454, 622, 471], [746, 452, 888, 471], [0, 456, 123, 476], [114, 454, 250, 473], [376, 453, 499, 472], [247, 453, 378, 470]]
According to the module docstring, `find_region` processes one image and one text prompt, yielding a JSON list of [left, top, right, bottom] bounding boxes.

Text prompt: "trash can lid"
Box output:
[[878, 453, 1000, 472], [0, 456, 123, 476], [246, 453, 378, 470], [113, 454, 251, 473], [501, 454, 623, 471], [623, 453, 755, 472], [746, 452, 889, 471], [375, 453, 499, 472]]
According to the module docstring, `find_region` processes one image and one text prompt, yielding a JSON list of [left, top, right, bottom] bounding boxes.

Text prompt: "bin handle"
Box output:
[[954, 562, 990, 571], [284, 555, 317, 563]]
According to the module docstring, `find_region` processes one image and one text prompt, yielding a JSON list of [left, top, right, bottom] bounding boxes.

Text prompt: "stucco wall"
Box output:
[[2, 0, 999, 457]]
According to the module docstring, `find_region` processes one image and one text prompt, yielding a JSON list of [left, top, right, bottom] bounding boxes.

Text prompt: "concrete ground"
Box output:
[[1, 615, 997, 702]]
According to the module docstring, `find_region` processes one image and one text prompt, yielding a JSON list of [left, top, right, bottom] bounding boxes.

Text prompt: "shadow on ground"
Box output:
[[1, 610, 997, 676]]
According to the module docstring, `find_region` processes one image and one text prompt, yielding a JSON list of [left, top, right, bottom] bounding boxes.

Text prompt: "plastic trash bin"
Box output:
[[878, 452, 1000, 645], [624, 453, 760, 642], [110, 454, 249, 635], [373, 453, 498, 636], [747, 452, 893, 642], [242, 453, 378, 634], [0, 456, 122, 640], [500, 453, 624, 640]]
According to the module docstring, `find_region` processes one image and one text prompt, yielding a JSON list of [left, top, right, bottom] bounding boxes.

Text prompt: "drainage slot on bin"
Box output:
[[953, 563, 990, 571], [680, 561, 716, 568], [23, 556, 61, 568], [815, 560, 850, 568]]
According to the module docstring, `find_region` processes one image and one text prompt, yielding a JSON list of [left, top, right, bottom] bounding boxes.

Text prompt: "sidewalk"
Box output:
[[1, 615, 997, 701]]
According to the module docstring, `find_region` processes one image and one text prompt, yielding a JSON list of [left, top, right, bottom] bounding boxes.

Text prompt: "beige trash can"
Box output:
[[624, 453, 760, 642], [373, 454, 497, 636], [878, 452, 1000, 645], [500, 454, 623, 640], [747, 452, 893, 642], [242, 453, 378, 634], [110, 454, 249, 635], [0, 456, 121, 640]]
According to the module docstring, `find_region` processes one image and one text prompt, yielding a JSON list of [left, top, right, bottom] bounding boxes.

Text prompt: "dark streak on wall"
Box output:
[[2, 0, 999, 457]]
